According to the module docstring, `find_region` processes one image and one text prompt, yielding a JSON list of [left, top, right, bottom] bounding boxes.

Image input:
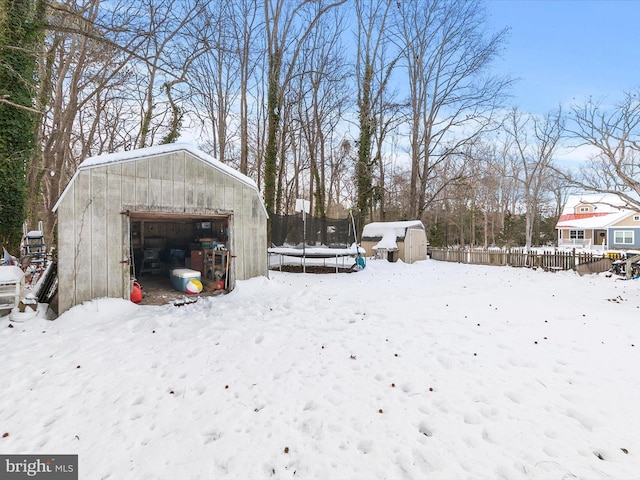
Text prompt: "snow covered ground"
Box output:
[[2, 259, 640, 479]]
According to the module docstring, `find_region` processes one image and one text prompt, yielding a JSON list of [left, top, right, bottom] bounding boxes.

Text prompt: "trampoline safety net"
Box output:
[[270, 213, 361, 248]]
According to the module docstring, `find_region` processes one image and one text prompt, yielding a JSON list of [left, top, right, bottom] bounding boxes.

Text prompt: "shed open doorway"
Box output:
[[127, 211, 232, 303]]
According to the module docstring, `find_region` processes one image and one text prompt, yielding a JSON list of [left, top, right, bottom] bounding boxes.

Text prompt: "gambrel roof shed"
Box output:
[[53, 143, 268, 314], [361, 220, 428, 264]]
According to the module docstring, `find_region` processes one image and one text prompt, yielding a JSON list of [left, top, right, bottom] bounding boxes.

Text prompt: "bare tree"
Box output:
[[463, 142, 501, 247], [503, 107, 564, 249], [24, 0, 210, 241], [187, 1, 236, 161], [187, 0, 263, 168], [563, 91, 640, 211], [326, 139, 355, 217], [233, 0, 262, 174], [297, 8, 349, 222], [133, 0, 209, 148], [262, 0, 346, 221], [426, 140, 487, 245], [354, 0, 400, 228], [29, 0, 148, 241], [394, 0, 511, 220]]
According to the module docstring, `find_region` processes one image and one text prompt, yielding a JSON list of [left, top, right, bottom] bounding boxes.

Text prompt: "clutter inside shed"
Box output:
[[130, 215, 230, 293]]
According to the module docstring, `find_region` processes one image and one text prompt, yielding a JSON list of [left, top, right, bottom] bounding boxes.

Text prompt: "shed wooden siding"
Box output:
[[56, 166, 127, 313], [360, 240, 409, 261], [360, 237, 404, 259], [360, 240, 377, 258], [397, 241, 408, 261], [56, 150, 267, 313]]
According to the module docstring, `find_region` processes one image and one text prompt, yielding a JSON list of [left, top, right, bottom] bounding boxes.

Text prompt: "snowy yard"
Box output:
[[1, 259, 640, 479]]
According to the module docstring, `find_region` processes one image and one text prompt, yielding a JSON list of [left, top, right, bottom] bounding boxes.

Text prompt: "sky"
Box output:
[[486, 0, 640, 115], [2, 259, 640, 479]]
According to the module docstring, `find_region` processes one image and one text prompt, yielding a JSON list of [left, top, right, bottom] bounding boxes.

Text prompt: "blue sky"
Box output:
[[486, 0, 640, 115]]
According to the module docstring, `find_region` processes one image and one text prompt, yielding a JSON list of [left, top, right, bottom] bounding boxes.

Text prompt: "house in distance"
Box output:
[[556, 193, 640, 250]]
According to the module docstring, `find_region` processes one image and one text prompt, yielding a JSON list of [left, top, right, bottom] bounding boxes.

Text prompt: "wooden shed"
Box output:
[[52, 143, 268, 314], [361, 220, 428, 264]]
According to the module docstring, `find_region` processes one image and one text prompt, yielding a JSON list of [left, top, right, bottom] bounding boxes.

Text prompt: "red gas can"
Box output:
[[130, 281, 143, 303]]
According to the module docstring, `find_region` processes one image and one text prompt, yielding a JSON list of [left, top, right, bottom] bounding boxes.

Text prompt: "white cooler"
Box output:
[[170, 268, 202, 293]]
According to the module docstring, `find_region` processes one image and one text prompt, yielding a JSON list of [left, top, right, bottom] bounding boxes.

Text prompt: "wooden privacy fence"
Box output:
[[429, 248, 612, 274]]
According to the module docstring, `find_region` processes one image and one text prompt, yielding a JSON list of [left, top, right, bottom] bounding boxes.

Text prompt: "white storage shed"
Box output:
[[361, 220, 428, 263]]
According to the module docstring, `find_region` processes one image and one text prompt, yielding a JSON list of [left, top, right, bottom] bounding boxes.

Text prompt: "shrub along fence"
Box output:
[[429, 248, 612, 274]]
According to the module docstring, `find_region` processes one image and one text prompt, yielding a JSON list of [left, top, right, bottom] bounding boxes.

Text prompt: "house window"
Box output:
[[614, 230, 634, 245], [579, 206, 590, 213], [569, 230, 584, 240], [634, 215, 640, 221]]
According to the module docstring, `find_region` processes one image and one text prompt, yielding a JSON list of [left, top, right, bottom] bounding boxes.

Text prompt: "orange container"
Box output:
[[130, 281, 143, 303]]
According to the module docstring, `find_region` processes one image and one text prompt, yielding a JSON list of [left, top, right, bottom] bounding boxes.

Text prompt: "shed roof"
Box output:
[[362, 220, 424, 239], [53, 143, 261, 212]]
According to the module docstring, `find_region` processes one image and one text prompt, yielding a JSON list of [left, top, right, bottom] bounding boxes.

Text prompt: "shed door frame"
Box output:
[[122, 210, 233, 289]]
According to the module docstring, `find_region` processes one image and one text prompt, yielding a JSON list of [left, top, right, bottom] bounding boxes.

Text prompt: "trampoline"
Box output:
[[268, 244, 366, 273]]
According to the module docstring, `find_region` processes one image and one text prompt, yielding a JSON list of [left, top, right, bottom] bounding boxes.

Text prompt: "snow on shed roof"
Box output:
[[362, 220, 424, 239], [53, 143, 260, 212], [372, 230, 399, 251]]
